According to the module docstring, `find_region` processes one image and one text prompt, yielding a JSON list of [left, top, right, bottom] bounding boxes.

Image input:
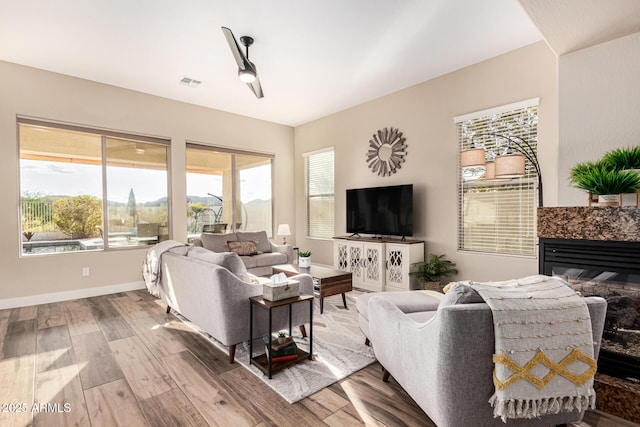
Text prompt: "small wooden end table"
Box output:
[[249, 294, 313, 379], [273, 264, 353, 314]]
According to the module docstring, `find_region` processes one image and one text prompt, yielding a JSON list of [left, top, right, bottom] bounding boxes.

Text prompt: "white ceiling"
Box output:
[[0, 0, 544, 127]]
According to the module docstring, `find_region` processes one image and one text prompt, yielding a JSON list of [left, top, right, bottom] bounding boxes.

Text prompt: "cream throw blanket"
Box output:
[[470, 275, 597, 422], [142, 240, 187, 297]]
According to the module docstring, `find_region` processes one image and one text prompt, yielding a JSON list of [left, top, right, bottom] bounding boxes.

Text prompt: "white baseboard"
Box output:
[[0, 281, 146, 310]]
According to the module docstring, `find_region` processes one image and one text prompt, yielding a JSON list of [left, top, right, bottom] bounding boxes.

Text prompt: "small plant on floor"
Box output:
[[299, 251, 311, 257], [410, 254, 458, 292]]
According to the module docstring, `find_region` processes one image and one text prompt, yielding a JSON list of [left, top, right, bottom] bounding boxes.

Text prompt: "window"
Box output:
[[304, 148, 334, 239], [456, 100, 538, 256], [186, 144, 273, 238], [19, 118, 170, 255]]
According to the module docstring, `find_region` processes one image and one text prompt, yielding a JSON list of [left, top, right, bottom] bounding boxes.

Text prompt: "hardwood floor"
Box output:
[[0, 290, 629, 426], [0, 290, 435, 426]]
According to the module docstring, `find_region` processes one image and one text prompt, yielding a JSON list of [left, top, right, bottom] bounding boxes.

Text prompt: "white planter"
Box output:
[[299, 256, 311, 268], [598, 194, 620, 206]]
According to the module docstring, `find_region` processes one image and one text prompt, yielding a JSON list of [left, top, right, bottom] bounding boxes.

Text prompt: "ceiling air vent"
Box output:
[[179, 77, 202, 87]]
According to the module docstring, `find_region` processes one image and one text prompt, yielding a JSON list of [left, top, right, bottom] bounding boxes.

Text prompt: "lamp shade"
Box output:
[[460, 148, 486, 168], [277, 224, 291, 236], [484, 161, 495, 180], [494, 154, 525, 178]]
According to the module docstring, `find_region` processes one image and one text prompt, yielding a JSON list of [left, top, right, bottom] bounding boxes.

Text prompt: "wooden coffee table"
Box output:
[[273, 264, 352, 314]]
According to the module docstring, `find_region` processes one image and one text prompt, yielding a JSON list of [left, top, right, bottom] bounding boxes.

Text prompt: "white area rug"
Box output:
[[170, 290, 376, 403]]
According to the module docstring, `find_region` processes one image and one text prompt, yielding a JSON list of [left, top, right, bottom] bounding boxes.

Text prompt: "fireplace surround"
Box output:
[[538, 207, 640, 422]]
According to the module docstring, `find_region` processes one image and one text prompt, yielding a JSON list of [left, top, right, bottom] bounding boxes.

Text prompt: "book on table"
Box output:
[[265, 339, 298, 362]]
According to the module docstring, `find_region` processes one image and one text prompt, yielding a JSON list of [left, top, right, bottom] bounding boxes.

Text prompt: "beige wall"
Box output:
[[294, 42, 558, 282], [0, 61, 294, 301], [558, 32, 640, 206]]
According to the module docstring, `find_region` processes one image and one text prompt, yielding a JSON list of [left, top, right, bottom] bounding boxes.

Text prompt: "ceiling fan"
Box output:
[[221, 27, 264, 99]]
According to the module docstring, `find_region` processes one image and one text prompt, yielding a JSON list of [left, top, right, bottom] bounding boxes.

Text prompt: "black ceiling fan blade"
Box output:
[[221, 27, 247, 70]]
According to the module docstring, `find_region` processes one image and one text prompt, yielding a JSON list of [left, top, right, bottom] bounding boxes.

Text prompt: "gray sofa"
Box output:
[[360, 289, 607, 427], [158, 245, 313, 363], [193, 230, 292, 276]]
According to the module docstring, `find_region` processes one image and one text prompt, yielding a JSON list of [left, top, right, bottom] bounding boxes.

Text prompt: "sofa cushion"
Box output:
[[241, 252, 288, 269], [237, 231, 271, 253], [199, 232, 238, 253], [439, 282, 484, 307], [187, 246, 250, 282]]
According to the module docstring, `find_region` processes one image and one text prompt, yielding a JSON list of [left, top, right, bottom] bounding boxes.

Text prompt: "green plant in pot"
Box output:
[[570, 160, 640, 206], [410, 254, 458, 292], [601, 146, 640, 172], [298, 250, 311, 268]]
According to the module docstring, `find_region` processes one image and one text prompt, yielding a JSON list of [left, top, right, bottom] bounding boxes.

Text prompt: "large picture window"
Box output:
[[19, 118, 170, 255], [186, 144, 273, 239], [304, 148, 334, 239], [456, 101, 538, 256]]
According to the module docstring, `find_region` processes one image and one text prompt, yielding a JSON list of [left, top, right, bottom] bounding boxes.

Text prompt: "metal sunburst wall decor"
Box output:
[[366, 127, 407, 177]]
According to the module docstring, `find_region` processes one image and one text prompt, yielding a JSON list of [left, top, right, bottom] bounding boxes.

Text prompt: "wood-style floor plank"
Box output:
[[300, 387, 349, 421], [161, 350, 261, 427], [36, 325, 75, 373], [323, 404, 367, 427], [9, 305, 37, 323], [155, 314, 235, 375], [63, 300, 100, 337], [334, 367, 436, 427], [110, 296, 148, 320], [33, 364, 89, 427], [71, 331, 124, 390], [109, 336, 176, 400], [36, 303, 67, 330], [220, 365, 326, 427], [85, 296, 134, 342], [125, 315, 187, 357], [0, 355, 35, 427], [3, 319, 36, 358], [84, 378, 150, 426], [139, 388, 209, 427]]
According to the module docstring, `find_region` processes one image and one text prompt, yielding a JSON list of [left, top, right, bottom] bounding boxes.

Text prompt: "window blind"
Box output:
[[457, 104, 538, 256], [304, 148, 334, 239]]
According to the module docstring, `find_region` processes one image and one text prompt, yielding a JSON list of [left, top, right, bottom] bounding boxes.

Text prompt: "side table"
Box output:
[[249, 294, 313, 379]]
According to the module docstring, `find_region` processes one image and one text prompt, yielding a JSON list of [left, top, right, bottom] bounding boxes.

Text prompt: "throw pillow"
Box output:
[[439, 281, 484, 307], [236, 231, 272, 253], [227, 241, 259, 256]]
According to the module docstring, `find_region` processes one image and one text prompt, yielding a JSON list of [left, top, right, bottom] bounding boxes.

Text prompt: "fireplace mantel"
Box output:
[[537, 206, 640, 241]]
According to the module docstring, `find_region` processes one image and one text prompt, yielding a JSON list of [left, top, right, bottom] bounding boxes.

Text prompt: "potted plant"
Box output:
[[298, 251, 311, 268], [276, 331, 287, 344], [410, 254, 458, 292], [601, 146, 640, 172], [570, 161, 640, 206]]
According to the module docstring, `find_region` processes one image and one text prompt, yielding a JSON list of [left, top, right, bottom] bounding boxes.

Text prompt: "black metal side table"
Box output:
[[248, 294, 313, 379]]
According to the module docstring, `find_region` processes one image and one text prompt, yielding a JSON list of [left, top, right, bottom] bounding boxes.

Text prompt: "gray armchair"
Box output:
[[368, 296, 607, 427]]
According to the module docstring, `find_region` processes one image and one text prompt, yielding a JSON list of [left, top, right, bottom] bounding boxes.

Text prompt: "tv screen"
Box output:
[[346, 184, 413, 237]]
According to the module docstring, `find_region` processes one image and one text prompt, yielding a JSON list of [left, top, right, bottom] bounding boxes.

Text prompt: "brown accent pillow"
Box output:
[[227, 241, 258, 256]]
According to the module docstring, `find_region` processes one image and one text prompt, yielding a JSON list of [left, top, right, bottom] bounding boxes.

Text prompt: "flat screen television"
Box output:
[[346, 184, 413, 237]]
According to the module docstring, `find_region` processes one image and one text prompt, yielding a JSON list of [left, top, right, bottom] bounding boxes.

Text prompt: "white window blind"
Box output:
[[457, 103, 538, 256], [304, 148, 334, 239]]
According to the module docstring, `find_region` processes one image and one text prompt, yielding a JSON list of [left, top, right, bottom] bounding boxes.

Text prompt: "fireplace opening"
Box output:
[[540, 238, 640, 383]]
